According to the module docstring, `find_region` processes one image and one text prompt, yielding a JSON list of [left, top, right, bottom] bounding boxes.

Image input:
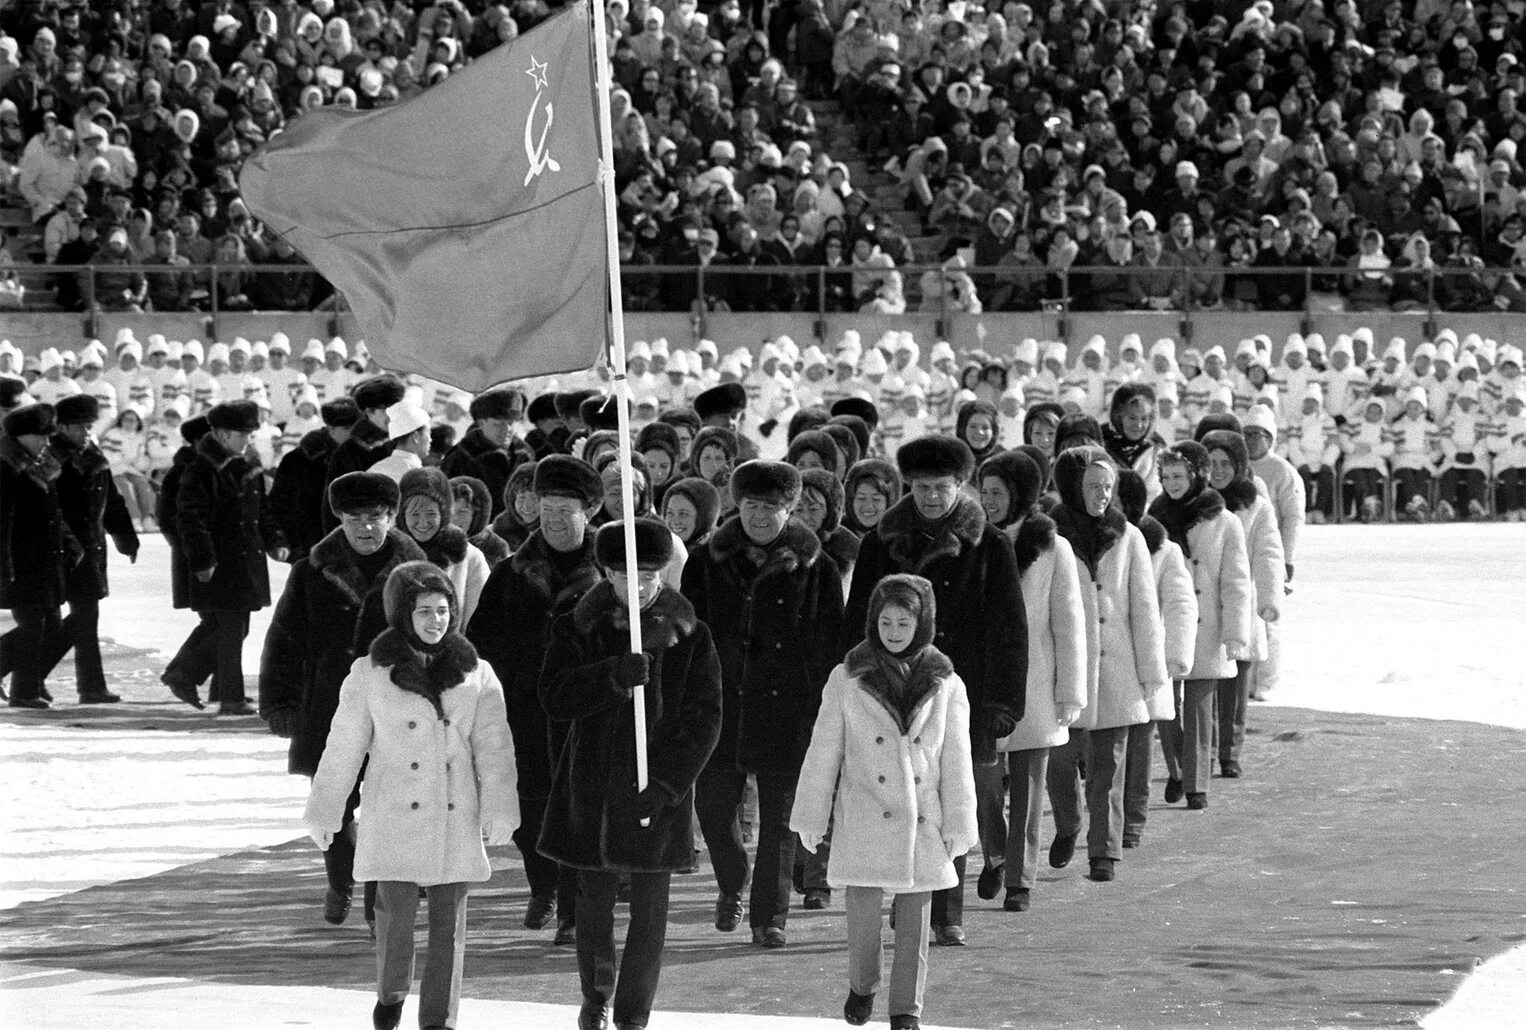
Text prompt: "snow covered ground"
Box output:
[[1, 525, 1522, 1028]]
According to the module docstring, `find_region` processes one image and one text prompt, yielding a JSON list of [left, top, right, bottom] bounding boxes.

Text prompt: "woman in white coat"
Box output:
[[304, 562, 517, 1030], [1115, 468, 1195, 847], [1150, 443, 1254, 809], [791, 574, 977, 1030], [398, 467, 490, 625], [974, 450, 1086, 911], [1045, 447, 1168, 883], [1201, 430, 1284, 779]]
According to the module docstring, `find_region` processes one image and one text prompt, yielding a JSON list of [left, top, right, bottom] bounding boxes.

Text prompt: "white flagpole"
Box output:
[[589, 0, 650, 812]]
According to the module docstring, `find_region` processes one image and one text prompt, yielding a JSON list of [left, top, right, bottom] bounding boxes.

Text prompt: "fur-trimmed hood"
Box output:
[[418, 522, 469, 567], [0, 434, 63, 488], [875, 492, 986, 573], [368, 627, 478, 719], [299, 427, 337, 459], [571, 578, 698, 652], [50, 433, 110, 476], [846, 641, 955, 734], [508, 528, 602, 610], [1009, 510, 1056, 574], [1050, 501, 1127, 580], [706, 514, 822, 577], [307, 527, 426, 607]]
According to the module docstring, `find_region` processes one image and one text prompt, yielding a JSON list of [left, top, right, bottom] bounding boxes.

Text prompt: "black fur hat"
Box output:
[[54, 393, 100, 425], [693, 381, 747, 420], [527, 391, 560, 423], [729, 459, 802, 506], [2, 402, 55, 438], [689, 425, 741, 465], [636, 421, 680, 463], [844, 458, 902, 504], [180, 414, 211, 444], [594, 517, 674, 570], [786, 429, 840, 476], [830, 396, 879, 430], [656, 407, 701, 436], [1055, 413, 1104, 450], [787, 406, 831, 442], [207, 399, 260, 432], [0, 376, 28, 410], [533, 454, 602, 505], [799, 467, 844, 533], [827, 414, 871, 458], [579, 393, 619, 432], [897, 435, 974, 481], [554, 389, 601, 421], [1200, 429, 1250, 480], [352, 373, 407, 411], [470, 387, 525, 421], [1193, 412, 1243, 440], [821, 422, 862, 471], [320, 396, 361, 427], [328, 470, 401, 516], [399, 466, 452, 519]]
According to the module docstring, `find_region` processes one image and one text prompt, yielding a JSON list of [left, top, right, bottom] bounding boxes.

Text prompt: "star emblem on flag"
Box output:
[[526, 55, 549, 91]]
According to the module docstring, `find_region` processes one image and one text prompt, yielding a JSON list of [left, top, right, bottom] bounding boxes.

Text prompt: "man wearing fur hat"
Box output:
[[269, 397, 359, 564], [177, 399, 284, 714], [322, 376, 407, 523], [540, 518, 721, 1030], [261, 471, 427, 926], [680, 459, 846, 948], [1, 403, 82, 709], [31, 394, 139, 704], [468, 455, 606, 944], [441, 388, 534, 519], [844, 435, 1026, 946]]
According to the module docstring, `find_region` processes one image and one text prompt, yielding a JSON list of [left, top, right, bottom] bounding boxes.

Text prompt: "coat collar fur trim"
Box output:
[[846, 641, 955, 734], [368, 628, 478, 719], [707, 516, 822, 577], [1010, 510, 1056, 575], [875, 493, 986, 573], [308, 528, 426, 607], [508, 529, 602, 609], [572, 580, 698, 651], [0, 434, 63, 488]]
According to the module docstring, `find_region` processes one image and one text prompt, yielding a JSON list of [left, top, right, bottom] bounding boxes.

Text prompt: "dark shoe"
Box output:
[[752, 926, 786, 948], [1186, 793, 1208, 810], [843, 989, 875, 1026], [933, 924, 966, 946], [889, 1015, 921, 1029], [372, 999, 403, 1030], [1048, 832, 1077, 869], [1003, 888, 1031, 912], [524, 893, 555, 930], [218, 701, 256, 716], [162, 674, 204, 709], [323, 887, 352, 924], [976, 862, 1003, 900], [1164, 777, 1184, 804], [1221, 759, 1242, 778], [803, 889, 830, 910], [8, 696, 50, 709], [577, 1002, 608, 1030], [1088, 858, 1116, 882], [714, 892, 743, 932], [1122, 834, 1141, 849], [553, 919, 576, 946], [78, 690, 122, 704]]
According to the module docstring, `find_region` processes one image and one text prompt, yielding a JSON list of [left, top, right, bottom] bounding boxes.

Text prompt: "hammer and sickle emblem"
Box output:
[[524, 93, 560, 186]]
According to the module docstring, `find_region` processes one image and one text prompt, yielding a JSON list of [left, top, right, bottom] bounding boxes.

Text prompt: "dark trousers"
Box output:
[[1123, 721, 1154, 841], [323, 775, 378, 924], [37, 596, 106, 696], [577, 870, 671, 1028], [1046, 728, 1085, 839], [1498, 468, 1526, 512], [930, 852, 967, 927], [974, 748, 1049, 891], [1343, 468, 1384, 519], [695, 763, 797, 929], [1298, 466, 1336, 518], [206, 610, 249, 705], [1438, 467, 1486, 514], [516, 794, 579, 920], [164, 613, 219, 689], [797, 817, 831, 893], [1085, 726, 1130, 861], [1216, 661, 1251, 766], [375, 880, 469, 1029], [4, 604, 61, 701], [1394, 467, 1431, 510]]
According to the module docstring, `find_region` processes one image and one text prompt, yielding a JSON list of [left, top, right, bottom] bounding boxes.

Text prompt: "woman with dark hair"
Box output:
[[842, 458, 901, 534], [1103, 382, 1168, 499], [490, 461, 539, 552], [796, 467, 860, 585], [1022, 402, 1064, 459], [954, 400, 1002, 484]]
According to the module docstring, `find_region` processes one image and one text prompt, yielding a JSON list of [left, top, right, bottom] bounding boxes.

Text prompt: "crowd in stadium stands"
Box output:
[[3, 1, 1526, 315]]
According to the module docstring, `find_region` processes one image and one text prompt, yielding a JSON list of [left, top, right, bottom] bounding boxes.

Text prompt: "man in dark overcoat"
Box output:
[[259, 471, 424, 926], [843, 435, 1028, 946], [320, 375, 406, 531], [539, 518, 721, 1030], [440, 387, 534, 519], [176, 400, 284, 714], [269, 396, 359, 563], [159, 414, 214, 707], [467, 454, 605, 944], [680, 459, 845, 948]]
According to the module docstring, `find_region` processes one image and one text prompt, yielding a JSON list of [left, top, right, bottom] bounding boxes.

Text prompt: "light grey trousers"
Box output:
[[844, 886, 933, 1020], [374, 880, 469, 1030]]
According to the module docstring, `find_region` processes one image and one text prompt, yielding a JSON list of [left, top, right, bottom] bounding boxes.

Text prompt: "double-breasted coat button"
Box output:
[[408, 721, 417, 729], [410, 762, 419, 770], [883, 811, 892, 819], [1098, 616, 1106, 624], [875, 736, 885, 744], [913, 736, 921, 744], [917, 816, 925, 824], [410, 802, 419, 810], [444, 718, 450, 726], [448, 803, 455, 811], [877, 775, 886, 783]]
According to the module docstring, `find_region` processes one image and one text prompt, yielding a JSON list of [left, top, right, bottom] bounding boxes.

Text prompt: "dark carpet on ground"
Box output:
[[3, 708, 1523, 1029]]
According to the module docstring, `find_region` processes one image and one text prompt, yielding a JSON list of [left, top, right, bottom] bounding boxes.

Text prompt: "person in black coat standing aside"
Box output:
[[441, 388, 535, 520], [159, 413, 213, 708], [321, 375, 407, 531], [681, 459, 845, 949], [539, 518, 722, 1030], [843, 435, 1027, 947], [467, 454, 605, 945], [260, 471, 426, 927], [175, 400, 286, 715], [269, 397, 360, 563], [37, 394, 139, 703], [1, 404, 81, 709]]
